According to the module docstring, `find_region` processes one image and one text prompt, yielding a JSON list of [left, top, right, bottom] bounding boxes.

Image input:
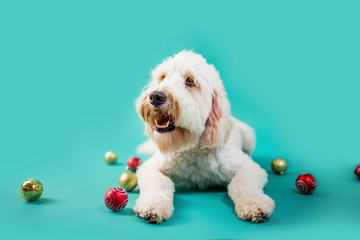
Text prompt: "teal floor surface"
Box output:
[[1, 1, 360, 239]]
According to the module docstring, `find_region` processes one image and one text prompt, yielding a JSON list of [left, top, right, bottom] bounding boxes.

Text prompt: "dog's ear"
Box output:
[[201, 92, 222, 146]]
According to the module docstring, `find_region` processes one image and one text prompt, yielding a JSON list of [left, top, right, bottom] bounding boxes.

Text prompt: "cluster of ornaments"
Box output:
[[19, 150, 360, 216], [104, 151, 142, 212], [271, 158, 317, 194], [19, 152, 142, 210]]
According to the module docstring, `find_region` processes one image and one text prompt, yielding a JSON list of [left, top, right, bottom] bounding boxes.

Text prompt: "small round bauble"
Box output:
[[119, 172, 137, 192], [104, 187, 128, 212], [354, 165, 360, 180], [126, 156, 141, 172], [271, 158, 287, 175], [295, 173, 317, 194], [20, 179, 43, 201], [104, 151, 117, 165]]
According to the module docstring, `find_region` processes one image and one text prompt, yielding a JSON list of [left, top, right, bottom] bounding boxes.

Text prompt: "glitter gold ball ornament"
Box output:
[[104, 187, 128, 212], [20, 179, 43, 201], [296, 173, 317, 194], [104, 151, 117, 165], [119, 172, 137, 192], [126, 156, 141, 172], [271, 158, 287, 175]]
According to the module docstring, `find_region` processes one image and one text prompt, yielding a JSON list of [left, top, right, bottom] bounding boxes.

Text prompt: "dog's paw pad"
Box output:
[[247, 207, 268, 223], [144, 212, 160, 224], [235, 196, 275, 223], [133, 198, 173, 224]]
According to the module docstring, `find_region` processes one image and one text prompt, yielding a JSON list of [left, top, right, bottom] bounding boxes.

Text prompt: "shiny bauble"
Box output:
[[271, 158, 287, 175], [126, 156, 141, 172], [104, 151, 117, 165], [354, 165, 360, 180], [119, 172, 137, 192], [295, 173, 317, 194], [20, 179, 43, 201], [104, 187, 128, 212]]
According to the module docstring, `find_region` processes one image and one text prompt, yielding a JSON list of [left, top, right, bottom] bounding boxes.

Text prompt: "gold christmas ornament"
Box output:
[[271, 158, 288, 175], [104, 151, 117, 164], [119, 172, 137, 192], [20, 179, 43, 201]]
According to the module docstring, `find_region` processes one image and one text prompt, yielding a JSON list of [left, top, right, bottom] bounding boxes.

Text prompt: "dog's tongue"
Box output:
[[157, 116, 169, 126]]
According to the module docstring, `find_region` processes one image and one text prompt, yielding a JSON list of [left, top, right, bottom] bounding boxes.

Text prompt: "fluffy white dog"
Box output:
[[134, 50, 275, 223]]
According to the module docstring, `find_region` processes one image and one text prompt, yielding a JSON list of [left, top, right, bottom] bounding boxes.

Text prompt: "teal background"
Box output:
[[1, 0, 359, 239]]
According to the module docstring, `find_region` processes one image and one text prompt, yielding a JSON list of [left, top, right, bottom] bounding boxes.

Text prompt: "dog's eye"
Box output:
[[159, 74, 166, 82], [185, 76, 195, 87]]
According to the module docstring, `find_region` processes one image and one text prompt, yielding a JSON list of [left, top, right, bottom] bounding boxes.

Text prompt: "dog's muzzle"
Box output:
[[146, 91, 176, 133], [154, 114, 175, 133]]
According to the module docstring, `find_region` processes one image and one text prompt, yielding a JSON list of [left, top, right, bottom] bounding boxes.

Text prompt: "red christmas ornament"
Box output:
[[295, 173, 317, 194], [127, 156, 141, 172], [354, 165, 360, 180], [104, 187, 128, 212]]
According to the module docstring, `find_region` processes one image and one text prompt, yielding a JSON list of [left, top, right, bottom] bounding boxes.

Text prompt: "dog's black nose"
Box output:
[[149, 91, 167, 107]]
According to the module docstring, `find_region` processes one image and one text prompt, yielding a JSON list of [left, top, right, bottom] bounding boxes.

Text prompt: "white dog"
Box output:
[[134, 50, 275, 223]]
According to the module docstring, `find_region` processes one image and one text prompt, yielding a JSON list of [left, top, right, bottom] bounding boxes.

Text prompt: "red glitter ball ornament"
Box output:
[[354, 165, 360, 180], [104, 187, 128, 212], [295, 173, 317, 194], [127, 156, 141, 172]]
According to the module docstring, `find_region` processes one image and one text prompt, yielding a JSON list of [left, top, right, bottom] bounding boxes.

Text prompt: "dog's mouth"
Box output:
[[154, 114, 175, 133]]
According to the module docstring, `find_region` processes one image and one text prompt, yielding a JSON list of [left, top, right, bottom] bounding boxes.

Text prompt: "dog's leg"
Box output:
[[133, 156, 175, 224], [232, 118, 256, 155], [228, 154, 275, 222], [238, 121, 256, 155]]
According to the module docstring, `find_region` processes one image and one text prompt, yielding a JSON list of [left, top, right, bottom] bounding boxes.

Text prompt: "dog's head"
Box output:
[[136, 50, 232, 153]]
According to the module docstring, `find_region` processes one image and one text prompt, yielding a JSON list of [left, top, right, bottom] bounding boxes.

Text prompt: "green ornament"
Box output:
[[20, 179, 43, 201]]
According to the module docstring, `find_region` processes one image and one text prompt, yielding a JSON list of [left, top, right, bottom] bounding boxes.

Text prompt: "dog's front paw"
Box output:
[[133, 197, 174, 224], [235, 194, 275, 223]]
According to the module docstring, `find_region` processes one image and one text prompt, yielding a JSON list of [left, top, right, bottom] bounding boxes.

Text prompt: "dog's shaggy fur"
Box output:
[[134, 51, 275, 223]]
